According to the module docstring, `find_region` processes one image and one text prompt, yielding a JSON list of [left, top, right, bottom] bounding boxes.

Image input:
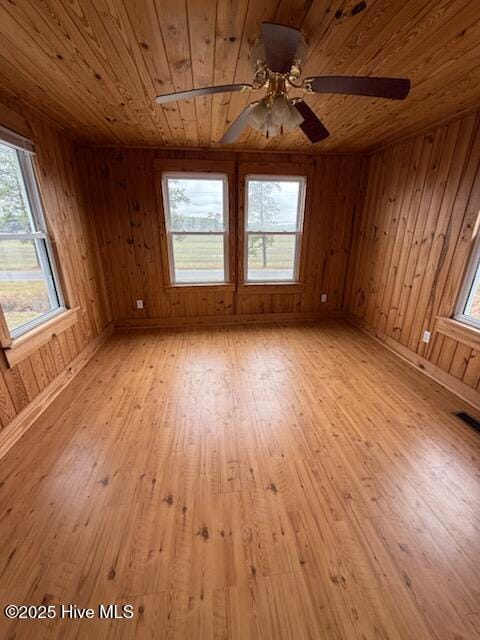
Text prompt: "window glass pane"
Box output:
[[0, 239, 59, 332], [171, 234, 225, 283], [246, 180, 301, 232], [166, 177, 225, 231], [247, 234, 296, 281], [0, 142, 34, 233], [464, 265, 480, 321]]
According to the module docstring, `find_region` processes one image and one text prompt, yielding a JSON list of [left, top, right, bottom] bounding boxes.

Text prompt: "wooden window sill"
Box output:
[[165, 283, 236, 294], [435, 316, 480, 352], [237, 282, 304, 295], [3, 307, 80, 368]]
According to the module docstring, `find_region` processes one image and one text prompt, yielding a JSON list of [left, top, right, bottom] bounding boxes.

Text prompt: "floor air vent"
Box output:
[[454, 411, 480, 433]]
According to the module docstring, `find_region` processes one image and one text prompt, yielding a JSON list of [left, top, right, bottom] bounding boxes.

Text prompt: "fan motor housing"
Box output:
[[250, 33, 307, 84]]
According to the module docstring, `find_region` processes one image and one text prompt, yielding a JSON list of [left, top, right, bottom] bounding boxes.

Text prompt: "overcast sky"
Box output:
[[168, 178, 224, 217], [248, 180, 300, 228], [168, 177, 301, 228]]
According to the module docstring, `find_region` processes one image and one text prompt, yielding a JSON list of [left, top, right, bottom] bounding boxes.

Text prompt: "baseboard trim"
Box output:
[[115, 311, 343, 329], [349, 315, 480, 413], [0, 323, 114, 461]]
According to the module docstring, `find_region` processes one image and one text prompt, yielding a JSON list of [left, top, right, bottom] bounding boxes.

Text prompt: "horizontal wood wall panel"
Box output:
[[347, 110, 480, 392], [77, 147, 366, 323], [0, 98, 112, 430]]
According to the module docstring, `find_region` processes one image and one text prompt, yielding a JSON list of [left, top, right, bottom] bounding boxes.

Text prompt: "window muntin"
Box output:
[[162, 173, 229, 284], [455, 228, 480, 329], [0, 141, 64, 338], [244, 176, 306, 282]]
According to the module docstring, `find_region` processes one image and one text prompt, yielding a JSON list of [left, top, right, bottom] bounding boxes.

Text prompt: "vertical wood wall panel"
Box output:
[[0, 97, 111, 430], [347, 111, 480, 391], [77, 147, 366, 323]]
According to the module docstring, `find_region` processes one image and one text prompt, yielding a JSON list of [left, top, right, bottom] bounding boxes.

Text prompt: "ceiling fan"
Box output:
[[155, 22, 411, 144]]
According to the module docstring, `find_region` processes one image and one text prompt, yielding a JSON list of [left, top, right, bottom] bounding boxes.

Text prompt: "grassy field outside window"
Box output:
[[0, 141, 63, 335]]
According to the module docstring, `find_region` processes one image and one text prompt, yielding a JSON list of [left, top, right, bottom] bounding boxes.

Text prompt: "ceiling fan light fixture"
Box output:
[[154, 21, 411, 145], [248, 97, 304, 138], [260, 117, 280, 139], [270, 95, 292, 125], [247, 100, 268, 130], [283, 104, 304, 133]]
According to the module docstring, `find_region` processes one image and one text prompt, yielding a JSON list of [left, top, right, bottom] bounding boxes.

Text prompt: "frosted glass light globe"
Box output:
[[247, 101, 268, 130], [260, 115, 280, 138], [283, 104, 304, 132], [270, 96, 291, 125]]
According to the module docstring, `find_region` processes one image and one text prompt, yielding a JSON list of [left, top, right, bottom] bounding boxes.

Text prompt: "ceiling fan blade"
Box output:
[[155, 83, 251, 105], [220, 103, 258, 144], [294, 101, 329, 143], [261, 22, 301, 74], [306, 76, 411, 100]]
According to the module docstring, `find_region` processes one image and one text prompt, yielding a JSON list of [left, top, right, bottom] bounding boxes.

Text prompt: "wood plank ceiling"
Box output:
[[0, 0, 479, 152]]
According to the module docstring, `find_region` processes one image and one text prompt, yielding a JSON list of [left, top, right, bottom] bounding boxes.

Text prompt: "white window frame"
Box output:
[[0, 143, 65, 339], [244, 175, 306, 283], [161, 172, 229, 285], [455, 228, 480, 329]]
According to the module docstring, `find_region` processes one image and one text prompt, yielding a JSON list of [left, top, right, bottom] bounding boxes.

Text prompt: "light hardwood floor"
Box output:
[[0, 322, 479, 640]]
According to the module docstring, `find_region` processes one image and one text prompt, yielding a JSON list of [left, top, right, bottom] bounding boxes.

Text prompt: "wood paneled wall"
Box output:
[[347, 111, 480, 391], [77, 147, 367, 323], [0, 95, 111, 430], [4, 92, 478, 428]]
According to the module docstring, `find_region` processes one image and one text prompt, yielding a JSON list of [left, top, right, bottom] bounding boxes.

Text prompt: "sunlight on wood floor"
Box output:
[[0, 321, 479, 639]]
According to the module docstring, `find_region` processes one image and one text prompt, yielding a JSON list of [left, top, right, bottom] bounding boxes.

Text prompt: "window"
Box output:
[[0, 139, 64, 338], [455, 228, 480, 329], [162, 173, 229, 284], [244, 176, 306, 282]]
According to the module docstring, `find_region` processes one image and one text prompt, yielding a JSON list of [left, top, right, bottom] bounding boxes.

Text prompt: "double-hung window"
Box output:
[[0, 132, 64, 339], [162, 173, 229, 284], [455, 227, 480, 329], [244, 175, 306, 282]]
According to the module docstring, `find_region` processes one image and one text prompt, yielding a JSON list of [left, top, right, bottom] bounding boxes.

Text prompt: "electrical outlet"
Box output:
[[321, 293, 328, 303], [422, 330, 431, 344], [136, 299, 144, 309]]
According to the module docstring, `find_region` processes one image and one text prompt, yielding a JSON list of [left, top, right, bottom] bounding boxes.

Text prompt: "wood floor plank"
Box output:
[[0, 322, 479, 639]]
